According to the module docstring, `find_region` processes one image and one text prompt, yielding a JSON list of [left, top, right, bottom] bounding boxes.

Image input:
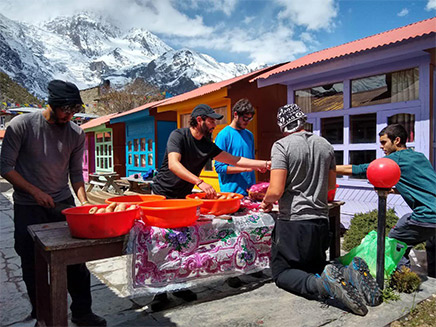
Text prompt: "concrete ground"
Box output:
[[1, 177, 435, 327]]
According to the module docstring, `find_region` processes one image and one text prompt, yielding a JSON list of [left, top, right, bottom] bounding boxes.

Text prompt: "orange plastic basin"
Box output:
[[105, 194, 165, 205], [139, 199, 203, 228], [62, 204, 140, 239], [186, 192, 243, 216]]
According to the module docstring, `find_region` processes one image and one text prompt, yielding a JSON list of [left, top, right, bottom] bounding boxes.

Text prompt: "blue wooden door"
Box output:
[[126, 118, 155, 177], [156, 120, 177, 170]]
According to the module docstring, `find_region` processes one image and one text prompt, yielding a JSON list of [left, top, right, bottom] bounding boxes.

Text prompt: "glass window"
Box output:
[[128, 141, 132, 152], [321, 117, 343, 144], [388, 113, 415, 142], [109, 145, 112, 154], [350, 114, 376, 143], [140, 138, 146, 151], [104, 158, 108, 169], [349, 150, 376, 165], [104, 132, 111, 142], [134, 139, 139, 151], [148, 139, 153, 151], [141, 155, 146, 167], [96, 133, 103, 143], [128, 154, 132, 165], [351, 67, 419, 107], [134, 155, 139, 167], [104, 144, 108, 155], [109, 157, 112, 167], [148, 153, 153, 165], [335, 151, 343, 177], [295, 82, 344, 113]]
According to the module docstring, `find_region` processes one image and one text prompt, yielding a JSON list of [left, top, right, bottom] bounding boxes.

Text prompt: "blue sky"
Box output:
[[1, 0, 435, 66]]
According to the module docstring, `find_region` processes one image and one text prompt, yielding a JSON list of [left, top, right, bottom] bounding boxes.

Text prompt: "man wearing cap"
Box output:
[[152, 103, 270, 200], [0, 80, 106, 326], [260, 104, 379, 316], [214, 98, 256, 196], [150, 103, 270, 311]]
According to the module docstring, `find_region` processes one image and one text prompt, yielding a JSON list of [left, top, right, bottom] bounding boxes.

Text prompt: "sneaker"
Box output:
[[341, 257, 381, 306], [71, 312, 107, 326], [316, 264, 368, 316]]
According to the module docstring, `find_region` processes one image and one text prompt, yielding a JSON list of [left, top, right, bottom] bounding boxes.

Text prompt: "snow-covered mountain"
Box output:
[[0, 12, 256, 98]]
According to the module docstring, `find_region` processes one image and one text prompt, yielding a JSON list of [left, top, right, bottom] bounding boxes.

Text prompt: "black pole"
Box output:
[[376, 188, 389, 289]]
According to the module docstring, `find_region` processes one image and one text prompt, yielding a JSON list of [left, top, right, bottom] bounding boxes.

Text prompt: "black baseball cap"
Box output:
[[191, 104, 224, 120]]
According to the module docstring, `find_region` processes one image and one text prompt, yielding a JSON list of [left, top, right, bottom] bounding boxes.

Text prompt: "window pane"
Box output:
[[148, 153, 153, 166], [213, 107, 227, 125], [335, 151, 343, 177], [104, 144, 108, 155], [96, 147, 99, 155], [349, 150, 376, 165], [128, 141, 132, 152], [148, 139, 153, 151], [96, 133, 103, 143], [351, 67, 419, 107], [140, 138, 146, 151], [104, 158, 108, 169], [350, 113, 376, 144], [108, 145, 112, 154], [134, 155, 139, 167], [134, 139, 139, 151], [321, 117, 343, 144], [140, 155, 146, 167], [388, 113, 415, 142], [295, 82, 343, 113], [104, 132, 111, 142], [128, 154, 132, 165], [109, 157, 112, 167]]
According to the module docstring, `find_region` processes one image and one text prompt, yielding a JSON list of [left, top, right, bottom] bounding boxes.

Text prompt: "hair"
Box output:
[[189, 115, 207, 127], [282, 119, 305, 134], [378, 124, 408, 146], [232, 98, 255, 117]]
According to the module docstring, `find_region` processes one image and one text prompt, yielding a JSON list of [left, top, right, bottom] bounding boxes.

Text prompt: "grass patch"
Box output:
[[389, 295, 436, 327]]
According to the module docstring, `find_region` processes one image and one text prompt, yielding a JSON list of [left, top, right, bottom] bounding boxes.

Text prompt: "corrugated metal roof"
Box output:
[[109, 99, 169, 120], [158, 65, 279, 107], [80, 113, 118, 130], [255, 17, 436, 81]]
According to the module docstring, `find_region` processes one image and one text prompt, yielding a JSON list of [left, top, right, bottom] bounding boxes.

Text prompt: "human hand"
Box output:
[[259, 200, 273, 213], [198, 181, 217, 199], [32, 189, 55, 208]]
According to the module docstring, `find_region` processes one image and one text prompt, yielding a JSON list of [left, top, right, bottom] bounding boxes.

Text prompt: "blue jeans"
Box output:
[[388, 214, 436, 277]]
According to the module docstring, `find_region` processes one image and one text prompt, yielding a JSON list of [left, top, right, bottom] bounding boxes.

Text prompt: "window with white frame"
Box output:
[[295, 82, 344, 113], [95, 130, 113, 171]]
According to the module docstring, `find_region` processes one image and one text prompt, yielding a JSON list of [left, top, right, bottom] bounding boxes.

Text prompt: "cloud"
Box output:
[[397, 8, 409, 16], [426, 0, 436, 10], [243, 16, 256, 25], [178, 0, 238, 16], [275, 0, 339, 30]]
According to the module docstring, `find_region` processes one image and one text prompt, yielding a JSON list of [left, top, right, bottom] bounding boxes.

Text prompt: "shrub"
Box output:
[[343, 208, 399, 251], [389, 266, 421, 293]]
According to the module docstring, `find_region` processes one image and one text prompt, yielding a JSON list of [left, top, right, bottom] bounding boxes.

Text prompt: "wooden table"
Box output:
[[121, 177, 153, 194], [28, 222, 126, 327], [28, 201, 343, 326], [86, 172, 123, 195]]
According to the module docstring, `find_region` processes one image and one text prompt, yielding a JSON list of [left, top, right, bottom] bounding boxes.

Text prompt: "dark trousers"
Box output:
[[271, 218, 330, 299], [388, 214, 436, 278], [14, 197, 93, 317]]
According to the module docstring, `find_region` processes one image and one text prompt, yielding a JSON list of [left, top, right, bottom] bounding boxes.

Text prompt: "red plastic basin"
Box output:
[[327, 184, 339, 202], [186, 192, 243, 216], [139, 199, 203, 228], [105, 194, 165, 205], [62, 204, 140, 239]]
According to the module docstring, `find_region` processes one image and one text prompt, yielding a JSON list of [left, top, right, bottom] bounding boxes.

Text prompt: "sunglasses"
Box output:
[[60, 104, 83, 114], [240, 115, 254, 122]]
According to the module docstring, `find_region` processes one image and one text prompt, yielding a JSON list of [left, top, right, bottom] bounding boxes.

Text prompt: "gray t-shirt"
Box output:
[[0, 111, 85, 205], [271, 131, 335, 221]]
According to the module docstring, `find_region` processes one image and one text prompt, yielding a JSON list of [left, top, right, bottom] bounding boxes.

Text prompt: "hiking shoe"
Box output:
[[316, 264, 368, 316], [71, 312, 107, 326], [341, 257, 381, 306]]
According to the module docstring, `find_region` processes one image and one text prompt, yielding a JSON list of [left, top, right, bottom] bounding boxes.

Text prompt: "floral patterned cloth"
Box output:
[[126, 212, 275, 296]]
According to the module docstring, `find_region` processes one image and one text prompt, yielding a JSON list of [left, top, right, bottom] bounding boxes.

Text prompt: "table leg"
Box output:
[[48, 256, 68, 326], [35, 246, 49, 325]]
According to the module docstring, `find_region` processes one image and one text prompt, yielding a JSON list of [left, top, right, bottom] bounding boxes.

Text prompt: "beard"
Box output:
[[200, 121, 212, 140]]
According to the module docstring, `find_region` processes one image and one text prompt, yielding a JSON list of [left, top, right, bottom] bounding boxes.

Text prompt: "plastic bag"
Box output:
[[338, 230, 407, 279], [247, 182, 269, 201]]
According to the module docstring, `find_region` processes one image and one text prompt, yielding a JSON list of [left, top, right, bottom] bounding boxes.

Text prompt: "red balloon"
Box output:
[[367, 158, 401, 188]]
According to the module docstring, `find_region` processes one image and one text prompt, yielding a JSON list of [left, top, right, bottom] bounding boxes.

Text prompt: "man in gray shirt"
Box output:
[[260, 104, 379, 316], [0, 80, 106, 326]]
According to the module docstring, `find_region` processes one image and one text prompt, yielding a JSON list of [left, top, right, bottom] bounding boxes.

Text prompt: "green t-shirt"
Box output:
[[352, 149, 436, 225]]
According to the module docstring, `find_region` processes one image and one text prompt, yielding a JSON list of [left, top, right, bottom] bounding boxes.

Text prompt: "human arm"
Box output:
[[72, 181, 88, 205], [168, 152, 217, 198], [69, 132, 88, 205], [335, 165, 353, 176], [328, 169, 337, 191], [213, 151, 270, 173], [259, 169, 287, 212]]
